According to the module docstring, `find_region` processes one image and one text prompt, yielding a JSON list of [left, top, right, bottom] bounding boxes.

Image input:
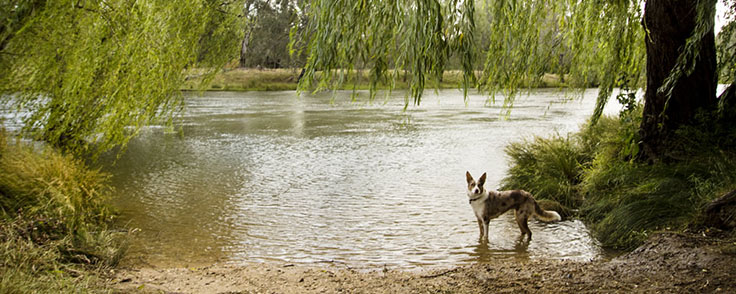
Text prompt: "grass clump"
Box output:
[[501, 135, 587, 212], [581, 147, 736, 249], [501, 115, 622, 215], [502, 106, 736, 250], [0, 128, 127, 292]]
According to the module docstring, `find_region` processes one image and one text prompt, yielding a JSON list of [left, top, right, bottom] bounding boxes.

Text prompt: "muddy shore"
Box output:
[[112, 232, 736, 293]]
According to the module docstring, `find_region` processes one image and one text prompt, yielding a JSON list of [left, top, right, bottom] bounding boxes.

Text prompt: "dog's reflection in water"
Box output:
[[467, 236, 530, 263]]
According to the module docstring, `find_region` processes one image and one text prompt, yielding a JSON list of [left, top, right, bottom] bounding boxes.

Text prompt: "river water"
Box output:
[[100, 89, 621, 269]]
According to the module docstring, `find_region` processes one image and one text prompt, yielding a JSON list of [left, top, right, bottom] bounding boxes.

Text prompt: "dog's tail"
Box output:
[[533, 201, 562, 222]]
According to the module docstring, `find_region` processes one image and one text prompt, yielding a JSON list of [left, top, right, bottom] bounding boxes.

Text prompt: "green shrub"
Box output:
[[581, 149, 736, 249], [503, 108, 736, 250], [0, 128, 126, 292], [0, 138, 112, 231], [502, 135, 586, 209], [579, 108, 736, 249]]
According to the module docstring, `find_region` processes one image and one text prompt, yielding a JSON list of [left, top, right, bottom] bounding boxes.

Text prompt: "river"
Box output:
[[99, 89, 622, 269]]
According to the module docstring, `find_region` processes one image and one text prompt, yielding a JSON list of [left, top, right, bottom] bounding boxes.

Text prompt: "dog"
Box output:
[[466, 171, 561, 241]]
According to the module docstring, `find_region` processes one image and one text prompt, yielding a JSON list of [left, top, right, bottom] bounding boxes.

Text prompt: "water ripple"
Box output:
[[100, 89, 622, 268]]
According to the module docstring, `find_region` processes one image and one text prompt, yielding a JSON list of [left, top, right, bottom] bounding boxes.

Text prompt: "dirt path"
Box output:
[[111, 232, 736, 293]]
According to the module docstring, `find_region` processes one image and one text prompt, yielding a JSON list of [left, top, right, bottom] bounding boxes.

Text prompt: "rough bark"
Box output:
[[639, 0, 718, 162], [718, 82, 736, 122]]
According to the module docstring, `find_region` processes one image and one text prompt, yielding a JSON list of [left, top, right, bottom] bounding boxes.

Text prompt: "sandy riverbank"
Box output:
[[110, 232, 735, 293]]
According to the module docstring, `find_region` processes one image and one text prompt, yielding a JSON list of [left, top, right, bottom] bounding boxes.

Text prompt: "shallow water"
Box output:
[[100, 89, 622, 269]]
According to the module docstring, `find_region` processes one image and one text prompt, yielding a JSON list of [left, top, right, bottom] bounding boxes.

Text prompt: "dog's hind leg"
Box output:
[[515, 210, 532, 240]]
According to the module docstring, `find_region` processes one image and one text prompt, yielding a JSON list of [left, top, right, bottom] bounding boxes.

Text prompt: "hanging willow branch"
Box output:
[[0, 0, 246, 158], [297, 0, 647, 122], [658, 0, 717, 116], [298, 0, 475, 105]]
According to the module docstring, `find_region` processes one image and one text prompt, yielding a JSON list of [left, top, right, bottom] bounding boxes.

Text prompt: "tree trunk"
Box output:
[[718, 82, 736, 123], [639, 0, 718, 162], [702, 189, 736, 230], [239, 29, 252, 68], [239, 0, 256, 68]]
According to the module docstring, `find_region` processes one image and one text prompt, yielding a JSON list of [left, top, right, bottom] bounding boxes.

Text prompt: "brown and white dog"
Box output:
[[466, 171, 561, 241]]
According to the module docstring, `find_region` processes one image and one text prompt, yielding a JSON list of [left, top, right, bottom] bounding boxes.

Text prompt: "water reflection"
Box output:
[[467, 236, 531, 263], [458, 212, 601, 265]]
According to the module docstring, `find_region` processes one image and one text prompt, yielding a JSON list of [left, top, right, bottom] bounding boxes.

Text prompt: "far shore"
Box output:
[[182, 68, 570, 92]]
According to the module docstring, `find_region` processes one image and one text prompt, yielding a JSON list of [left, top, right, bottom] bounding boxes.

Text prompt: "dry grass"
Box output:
[[0, 128, 126, 293], [183, 68, 301, 91]]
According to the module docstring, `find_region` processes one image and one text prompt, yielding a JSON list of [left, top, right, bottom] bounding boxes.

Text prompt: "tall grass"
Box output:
[[581, 147, 736, 248], [501, 116, 622, 211], [0, 140, 112, 230], [502, 108, 736, 249], [0, 128, 126, 292], [502, 135, 586, 210]]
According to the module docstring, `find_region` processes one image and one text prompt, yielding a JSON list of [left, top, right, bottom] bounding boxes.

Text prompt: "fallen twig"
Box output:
[[420, 268, 459, 279]]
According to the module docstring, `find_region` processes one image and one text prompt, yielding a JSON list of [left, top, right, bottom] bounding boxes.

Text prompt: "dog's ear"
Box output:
[[479, 172, 487, 186], [466, 171, 474, 184]]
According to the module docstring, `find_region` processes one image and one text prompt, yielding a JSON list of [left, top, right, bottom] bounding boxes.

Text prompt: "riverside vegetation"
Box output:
[[502, 100, 736, 250], [0, 128, 126, 293], [182, 68, 568, 92]]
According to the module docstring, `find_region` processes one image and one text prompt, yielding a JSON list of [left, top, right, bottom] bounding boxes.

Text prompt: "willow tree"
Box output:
[[0, 0, 245, 157], [298, 0, 736, 162]]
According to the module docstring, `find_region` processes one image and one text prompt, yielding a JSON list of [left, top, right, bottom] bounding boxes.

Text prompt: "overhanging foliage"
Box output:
[[0, 0, 246, 158], [298, 0, 648, 118]]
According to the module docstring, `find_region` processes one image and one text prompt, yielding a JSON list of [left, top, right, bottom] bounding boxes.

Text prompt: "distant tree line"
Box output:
[[239, 0, 307, 69], [239, 0, 576, 77]]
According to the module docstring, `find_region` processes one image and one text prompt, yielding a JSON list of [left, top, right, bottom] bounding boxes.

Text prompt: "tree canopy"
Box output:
[[299, 0, 647, 111], [0, 0, 245, 157], [1, 0, 734, 161], [298, 0, 734, 116], [298, 0, 736, 161], [239, 0, 305, 69]]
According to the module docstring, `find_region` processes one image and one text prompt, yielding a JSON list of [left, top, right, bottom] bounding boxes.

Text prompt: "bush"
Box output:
[[503, 108, 736, 250], [0, 136, 112, 231], [580, 108, 736, 249], [580, 149, 736, 249], [501, 135, 586, 209], [501, 115, 624, 211], [0, 128, 126, 292]]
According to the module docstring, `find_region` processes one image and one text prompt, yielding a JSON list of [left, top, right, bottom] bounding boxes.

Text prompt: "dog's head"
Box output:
[[465, 171, 486, 198]]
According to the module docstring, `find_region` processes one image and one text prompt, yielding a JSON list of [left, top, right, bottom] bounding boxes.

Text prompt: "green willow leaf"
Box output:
[[0, 0, 247, 158], [298, 0, 649, 122]]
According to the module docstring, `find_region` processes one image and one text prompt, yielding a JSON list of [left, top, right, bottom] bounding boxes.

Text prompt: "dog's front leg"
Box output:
[[476, 218, 489, 241], [476, 218, 484, 238], [482, 221, 490, 241]]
